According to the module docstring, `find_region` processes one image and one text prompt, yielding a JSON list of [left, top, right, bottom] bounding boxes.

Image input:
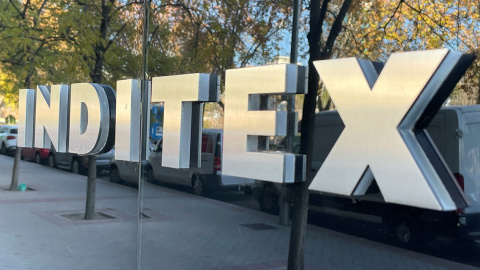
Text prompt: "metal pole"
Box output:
[[290, 0, 300, 64], [137, 0, 150, 269], [279, 0, 301, 226]]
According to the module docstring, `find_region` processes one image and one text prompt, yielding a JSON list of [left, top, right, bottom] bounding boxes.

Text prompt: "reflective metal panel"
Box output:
[[151, 73, 219, 168], [34, 85, 70, 151], [222, 64, 307, 183], [68, 83, 113, 155], [17, 89, 36, 147], [310, 49, 471, 210], [115, 79, 142, 161]]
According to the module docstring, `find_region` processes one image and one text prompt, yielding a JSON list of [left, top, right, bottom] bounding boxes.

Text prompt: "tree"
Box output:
[[288, 1, 480, 268], [333, 0, 480, 104], [60, 0, 142, 85], [288, 1, 353, 269], [0, 0, 75, 192], [147, 0, 294, 109], [59, 0, 142, 219]]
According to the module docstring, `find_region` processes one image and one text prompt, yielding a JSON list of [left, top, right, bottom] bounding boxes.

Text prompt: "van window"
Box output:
[[10, 129, 17, 134], [201, 135, 213, 153]]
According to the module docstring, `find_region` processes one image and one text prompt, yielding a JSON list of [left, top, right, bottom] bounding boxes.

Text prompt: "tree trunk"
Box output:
[[9, 148, 22, 191], [287, 60, 319, 270], [84, 0, 113, 219], [84, 156, 97, 220], [287, 0, 353, 269], [287, 182, 310, 269], [9, 64, 35, 192]]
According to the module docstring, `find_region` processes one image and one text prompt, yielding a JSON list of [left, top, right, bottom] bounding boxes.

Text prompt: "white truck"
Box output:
[[253, 105, 480, 246]]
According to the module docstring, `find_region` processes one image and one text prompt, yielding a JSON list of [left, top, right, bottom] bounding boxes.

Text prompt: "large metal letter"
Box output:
[[34, 85, 69, 151], [17, 89, 36, 147], [115, 79, 142, 161], [311, 49, 473, 210], [151, 73, 219, 168], [69, 83, 115, 155], [222, 64, 307, 183]]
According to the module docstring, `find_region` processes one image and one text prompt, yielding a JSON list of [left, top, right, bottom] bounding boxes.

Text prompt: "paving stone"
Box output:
[[0, 155, 478, 270]]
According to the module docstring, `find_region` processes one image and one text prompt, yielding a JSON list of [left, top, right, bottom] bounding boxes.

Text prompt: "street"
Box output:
[[99, 163, 480, 269], [2, 153, 480, 269]]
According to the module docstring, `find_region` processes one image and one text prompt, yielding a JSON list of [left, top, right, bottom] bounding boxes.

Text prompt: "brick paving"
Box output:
[[0, 154, 478, 270]]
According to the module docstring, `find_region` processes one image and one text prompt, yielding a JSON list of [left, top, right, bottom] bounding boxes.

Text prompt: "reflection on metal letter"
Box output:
[[34, 85, 70, 152], [69, 83, 115, 155], [310, 49, 473, 210], [222, 64, 307, 183], [17, 89, 36, 147], [151, 74, 219, 168], [115, 79, 142, 161]]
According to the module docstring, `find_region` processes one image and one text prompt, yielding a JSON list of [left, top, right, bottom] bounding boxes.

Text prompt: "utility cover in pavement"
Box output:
[[241, 223, 278, 230], [61, 212, 115, 221]]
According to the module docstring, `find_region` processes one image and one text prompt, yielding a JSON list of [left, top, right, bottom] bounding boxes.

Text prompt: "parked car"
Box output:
[[0, 125, 18, 155], [49, 148, 115, 174], [21, 147, 50, 164], [253, 105, 480, 246], [110, 129, 254, 195]]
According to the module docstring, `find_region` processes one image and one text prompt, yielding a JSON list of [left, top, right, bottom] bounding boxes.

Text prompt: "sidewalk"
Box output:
[[0, 154, 478, 270]]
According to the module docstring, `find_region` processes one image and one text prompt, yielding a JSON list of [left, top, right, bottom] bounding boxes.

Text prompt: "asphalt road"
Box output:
[[9, 154, 480, 269]]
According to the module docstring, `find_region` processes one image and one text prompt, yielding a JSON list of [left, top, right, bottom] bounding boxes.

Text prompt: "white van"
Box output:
[[254, 105, 480, 246], [110, 129, 254, 195]]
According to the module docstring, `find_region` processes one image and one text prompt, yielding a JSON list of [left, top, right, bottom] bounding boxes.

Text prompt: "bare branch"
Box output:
[[115, 1, 143, 12], [401, 0, 455, 48], [105, 23, 126, 51], [8, 0, 23, 17], [37, 0, 48, 16], [321, 0, 354, 59]]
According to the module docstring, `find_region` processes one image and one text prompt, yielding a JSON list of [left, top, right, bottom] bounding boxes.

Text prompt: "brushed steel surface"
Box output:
[[68, 83, 113, 155], [115, 79, 142, 161], [151, 73, 219, 168], [34, 85, 70, 152], [222, 64, 307, 183], [17, 88, 36, 148], [310, 49, 469, 211]]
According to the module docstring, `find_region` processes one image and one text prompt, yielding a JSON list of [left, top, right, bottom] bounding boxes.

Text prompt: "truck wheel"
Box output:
[[35, 152, 42, 164], [192, 175, 203, 196], [389, 214, 422, 248], [48, 154, 55, 168], [259, 183, 280, 215], [72, 159, 80, 174], [146, 167, 155, 183], [110, 166, 121, 183]]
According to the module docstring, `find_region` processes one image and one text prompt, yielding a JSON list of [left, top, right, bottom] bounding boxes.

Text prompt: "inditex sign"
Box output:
[[17, 49, 473, 211]]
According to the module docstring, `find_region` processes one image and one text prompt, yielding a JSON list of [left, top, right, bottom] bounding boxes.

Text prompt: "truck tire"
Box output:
[[48, 154, 55, 168], [110, 166, 121, 183], [191, 175, 204, 196], [259, 183, 280, 215], [35, 152, 42, 164], [146, 167, 155, 183], [72, 159, 80, 174], [388, 214, 423, 248]]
